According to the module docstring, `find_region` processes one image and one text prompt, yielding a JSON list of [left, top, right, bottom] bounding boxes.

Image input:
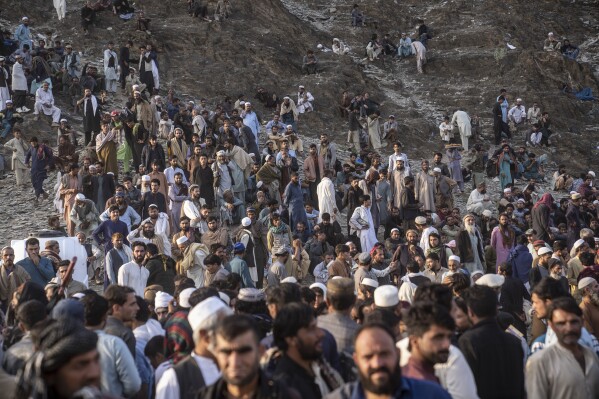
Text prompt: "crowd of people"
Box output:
[[0, 4, 598, 399]]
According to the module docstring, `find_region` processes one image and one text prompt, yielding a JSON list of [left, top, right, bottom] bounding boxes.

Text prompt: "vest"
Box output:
[[107, 248, 126, 281], [173, 355, 206, 399]]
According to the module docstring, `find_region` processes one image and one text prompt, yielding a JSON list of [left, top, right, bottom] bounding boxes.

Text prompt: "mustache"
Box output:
[[368, 367, 391, 376]]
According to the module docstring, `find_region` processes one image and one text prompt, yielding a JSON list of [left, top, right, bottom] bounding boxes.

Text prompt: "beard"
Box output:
[[223, 362, 260, 388], [359, 363, 402, 395], [144, 231, 155, 239], [590, 293, 599, 307], [296, 337, 322, 361], [134, 255, 145, 264], [465, 223, 476, 235]]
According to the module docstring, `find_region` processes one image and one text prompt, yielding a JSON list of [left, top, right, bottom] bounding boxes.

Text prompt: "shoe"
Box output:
[[51, 122, 60, 127], [15, 107, 23, 113]]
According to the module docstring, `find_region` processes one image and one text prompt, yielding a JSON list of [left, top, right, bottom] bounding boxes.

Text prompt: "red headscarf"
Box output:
[[533, 193, 554, 210]]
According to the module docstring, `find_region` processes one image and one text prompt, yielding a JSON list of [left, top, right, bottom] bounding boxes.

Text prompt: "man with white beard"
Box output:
[[455, 214, 485, 273], [579, 277, 599, 337], [317, 169, 337, 222], [349, 195, 378, 253]]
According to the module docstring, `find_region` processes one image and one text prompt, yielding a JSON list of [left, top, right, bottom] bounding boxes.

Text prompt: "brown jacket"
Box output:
[[303, 154, 325, 182]]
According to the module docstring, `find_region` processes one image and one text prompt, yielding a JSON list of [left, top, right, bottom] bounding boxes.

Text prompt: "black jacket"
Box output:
[[273, 355, 323, 399], [458, 318, 525, 399], [145, 254, 176, 295], [198, 370, 299, 399]]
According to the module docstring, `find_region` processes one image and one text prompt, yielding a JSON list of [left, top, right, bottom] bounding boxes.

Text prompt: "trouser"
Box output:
[[472, 172, 485, 189], [34, 103, 61, 123], [12, 90, 26, 108], [460, 135, 469, 151], [347, 129, 360, 151], [308, 181, 318, 208], [55, 2, 66, 19], [15, 166, 27, 185], [105, 78, 117, 93], [1, 120, 14, 139], [119, 66, 127, 89], [416, 57, 425, 73]]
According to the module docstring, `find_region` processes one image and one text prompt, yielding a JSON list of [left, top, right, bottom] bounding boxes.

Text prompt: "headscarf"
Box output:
[[16, 318, 98, 399], [533, 193, 554, 210]]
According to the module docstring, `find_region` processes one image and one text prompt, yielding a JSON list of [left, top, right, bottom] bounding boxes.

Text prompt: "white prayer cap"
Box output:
[[188, 297, 232, 332], [132, 84, 140, 89], [333, 38, 340, 42], [264, 155, 272, 162], [106, 172, 114, 176], [310, 283, 327, 296], [22, 16, 29, 21], [516, 98, 522, 102], [281, 276, 298, 284], [475, 274, 505, 288], [374, 285, 399, 308], [579, 277, 596, 290], [249, 153, 256, 158], [447, 240, 456, 248], [537, 247, 552, 256], [155, 291, 173, 308], [548, 32, 554, 36], [241, 217, 252, 227], [391, 228, 400, 234], [448, 255, 461, 263], [176, 235, 189, 246], [142, 175, 151, 181], [299, 85, 305, 89], [154, 95, 161, 100], [573, 239, 586, 250], [244, 102, 252, 107], [482, 210, 493, 217], [503, 188, 511, 193], [238, 288, 264, 302], [589, 171, 596, 178], [332, 276, 343, 280], [71, 293, 85, 300], [219, 292, 231, 306], [60, 118, 67, 123], [5, 99, 11, 103], [216, 150, 226, 156], [517, 198, 526, 203], [283, 96, 290, 100], [178, 287, 196, 309], [317, 44, 323, 49], [414, 216, 427, 225], [286, 124, 293, 129], [360, 278, 379, 289], [256, 181, 264, 188], [75, 193, 86, 201], [433, 167, 442, 173], [134, 90, 141, 95]]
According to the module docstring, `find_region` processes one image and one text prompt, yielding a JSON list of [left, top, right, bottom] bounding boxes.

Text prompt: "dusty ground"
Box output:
[[0, 0, 598, 250]]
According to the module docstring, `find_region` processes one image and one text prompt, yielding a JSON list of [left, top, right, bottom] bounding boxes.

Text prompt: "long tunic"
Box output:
[[490, 226, 515, 269], [498, 153, 512, 190], [283, 181, 307, 231], [4, 138, 29, 171], [96, 132, 118, 177], [25, 144, 53, 196], [390, 168, 409, 208], [350, 206, 378, 253], [317, 177, 336, 222], [367, 115, 383, 150], [446, 149, 464, 187], [377, 179, 391, 225], [525, 342, 599, 399], [415, 170, 436, 212]]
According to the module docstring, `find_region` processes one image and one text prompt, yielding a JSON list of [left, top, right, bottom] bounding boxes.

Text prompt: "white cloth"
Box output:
[[126, 231, 172, 257], [316, 177, 336, 222], [156, 353, 220, 399], [142, 213, 170, 237], [508, 105, 526, 124], [11, 63, 27, 91], [349, 206, 378, 253], [297, 91, 314, 113], [34, 88, 61, 122], [103, 49, 119, 79], [117, 261, 149, 296], [451, 110, 471, 150], [388, 152, 410, 174], [53, 0, 66, 19], [439, 121, 453, 141], [397, 338, 480, 399], [419, 226, 439, 253], [466, 189, 492, 214], [133, 319, 165, 345]]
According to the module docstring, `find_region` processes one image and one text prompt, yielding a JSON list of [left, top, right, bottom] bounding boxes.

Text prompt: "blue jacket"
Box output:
[[229, 256, 255, 288], [16, 257, 55, 286], [508, 244, 533, 285]]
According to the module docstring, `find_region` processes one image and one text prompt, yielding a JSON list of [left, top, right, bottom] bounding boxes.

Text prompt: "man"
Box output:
[[16, 318, 101, 399], [353, 252, 395, 292], [566, 193, 583, 248], [56, 261, 87, 296], [526, 296, 599, 399], [466, 182, 492, 215], [0, 247, 30, 307], [25, 136, 53, 203], [182, 185, 209, 233], [103, 42, 119, 94], [81, 293, 141, 397], [326, 323, 452, 399], [455, 214, 485, 273], [229, 242, 255, 288], [199, 314, 292, 398], [459, 285, 525, 399], [284, 171, 308, 231], [415, 160, 436, 212], [349, 195, 378, 253], [318, 278, 359, 353], [11, 54, 28, 113], [127, 219, 171, 258], [0, 99, 22, 140], [117, 241, 150, 296], [3, 300, 46, 376], [93, 206, 130, 254], [490, 213, 516, 270], [139, 45, 159, 94], [274, 302, 342, 397], [33, 82, 60, 127], [530, 247, 552, 289], [16, 238, 55, 287], [303, 144, 324, 205], [177, 236, 210, 288], [78, 88, 103, 145], [99, 192, 141, 232], [415, 216, 438, 253], [451, 110, 471, 151], [4, 128, 29, 186], [401, 302, 455, 384], [578, 277, 599, 336], [141, 179, 168, 219], [508, 98, 526, 140], [157, 297, 232, 399], [423, 253, 449, 284], [104, 284, 139, 357], [390, 159, 411, 208], [400, 176, 421, 231], [119, 40, 133, 90], [317, 169, 337, 222]]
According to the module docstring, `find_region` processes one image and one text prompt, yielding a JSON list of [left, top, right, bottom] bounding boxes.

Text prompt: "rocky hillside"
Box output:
[[0, 0, 598, 243]]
